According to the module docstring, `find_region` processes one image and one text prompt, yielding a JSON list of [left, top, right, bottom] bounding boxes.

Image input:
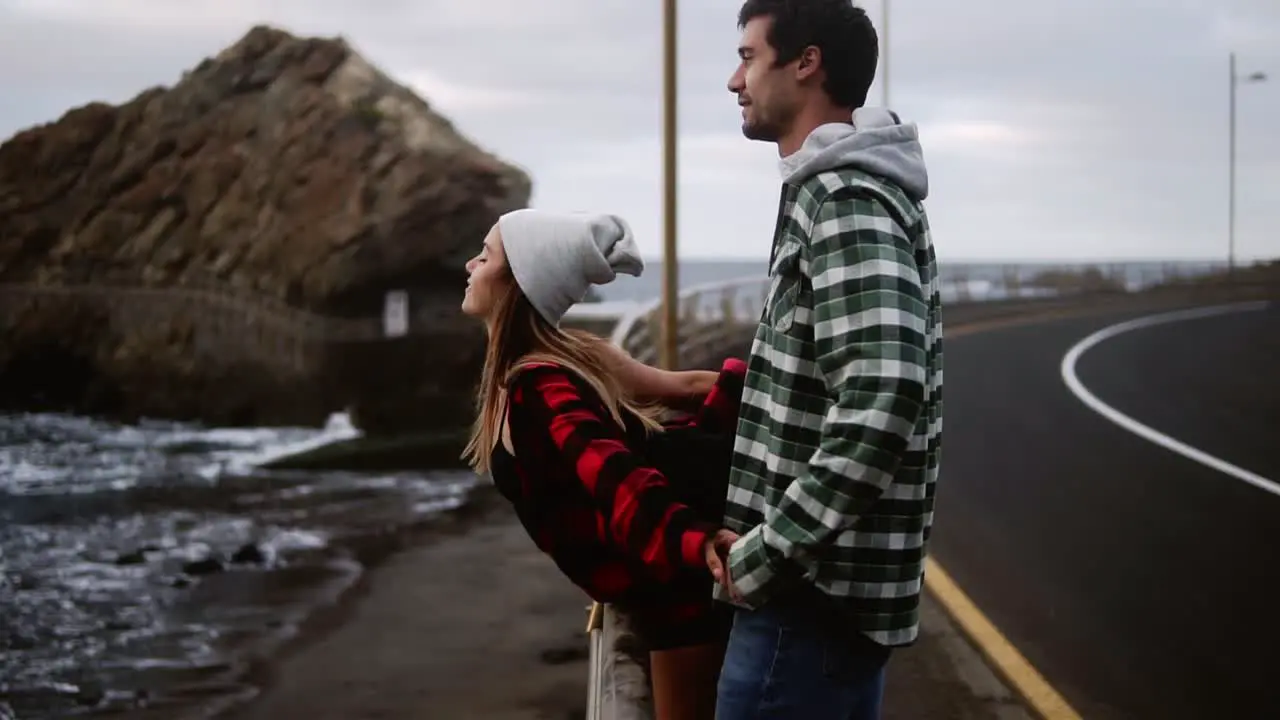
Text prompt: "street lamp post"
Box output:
[[660, 0, 679, 370], [1229, 52, 1267, 273], [881, 0, 890, 107]]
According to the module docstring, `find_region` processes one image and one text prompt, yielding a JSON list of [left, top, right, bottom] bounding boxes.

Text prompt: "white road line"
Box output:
[[1060, 301, 1279, 497]]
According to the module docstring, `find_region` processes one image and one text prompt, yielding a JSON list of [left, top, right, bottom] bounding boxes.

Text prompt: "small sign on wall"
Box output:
[[383, 290, 408, 337]]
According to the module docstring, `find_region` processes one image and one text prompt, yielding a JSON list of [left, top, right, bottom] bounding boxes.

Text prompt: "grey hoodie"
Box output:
[[778, 107, 929, 201]]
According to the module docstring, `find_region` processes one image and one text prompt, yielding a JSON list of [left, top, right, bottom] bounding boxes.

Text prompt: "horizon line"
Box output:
[[641, 255, 1270, 265]]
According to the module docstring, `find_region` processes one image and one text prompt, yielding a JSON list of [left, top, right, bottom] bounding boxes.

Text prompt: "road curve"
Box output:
[[932, 302, 1280, 719]]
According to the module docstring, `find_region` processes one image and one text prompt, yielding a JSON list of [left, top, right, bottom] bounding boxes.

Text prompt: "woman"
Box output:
[[459, 208, 743, 720]]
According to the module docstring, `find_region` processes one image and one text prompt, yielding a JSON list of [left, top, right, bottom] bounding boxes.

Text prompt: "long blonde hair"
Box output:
[[462, 272, 662, 475]]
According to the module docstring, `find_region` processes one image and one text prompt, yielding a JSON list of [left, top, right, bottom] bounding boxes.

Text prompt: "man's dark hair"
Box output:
[[738, 0, 878, 109]]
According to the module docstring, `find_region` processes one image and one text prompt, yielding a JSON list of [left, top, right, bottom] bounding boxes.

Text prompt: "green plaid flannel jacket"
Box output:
[[717, 165, 943, 647]]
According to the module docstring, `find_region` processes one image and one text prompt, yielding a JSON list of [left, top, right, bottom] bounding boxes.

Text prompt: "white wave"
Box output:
[[209, 411, 362, 478], [1, 411, 362, 492]]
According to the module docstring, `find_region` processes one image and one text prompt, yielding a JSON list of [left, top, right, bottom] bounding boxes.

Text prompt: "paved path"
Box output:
[[227, 484, 1033, 720], [932, 301, 1280, 719]]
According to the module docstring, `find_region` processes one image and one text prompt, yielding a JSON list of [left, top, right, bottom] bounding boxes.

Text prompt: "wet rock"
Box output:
[[230, 542, 266, 565], [181, 557, 224, 576], [114, 545, 158, 565], [74, 687, 104, 708], [114, 550, 147, 566], [12, 572, 39, 591]]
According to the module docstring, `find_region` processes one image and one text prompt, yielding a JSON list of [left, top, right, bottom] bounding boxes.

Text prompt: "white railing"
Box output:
[[609, 275, 770, 366], [564, 259, 1250, 336]]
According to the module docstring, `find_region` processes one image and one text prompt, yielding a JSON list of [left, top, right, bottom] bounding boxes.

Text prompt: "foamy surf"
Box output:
[[0, 411, 475, 720], [187, 411, 363, 479]]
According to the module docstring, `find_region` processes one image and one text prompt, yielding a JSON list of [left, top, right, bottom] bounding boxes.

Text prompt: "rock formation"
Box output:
[[0, 25, 531, 434]]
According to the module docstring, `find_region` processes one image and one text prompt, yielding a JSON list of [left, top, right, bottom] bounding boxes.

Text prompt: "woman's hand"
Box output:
[[599, 341, 717, 404], [704, 529, 741, 600]]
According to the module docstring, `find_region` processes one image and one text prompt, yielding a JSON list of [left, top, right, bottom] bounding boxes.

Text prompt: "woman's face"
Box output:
[[461, 224, 511, 320]]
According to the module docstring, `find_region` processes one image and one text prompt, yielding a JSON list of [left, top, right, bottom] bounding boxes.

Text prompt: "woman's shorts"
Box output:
[[622, 573, 736, 652], [633, 600, 735, 651]]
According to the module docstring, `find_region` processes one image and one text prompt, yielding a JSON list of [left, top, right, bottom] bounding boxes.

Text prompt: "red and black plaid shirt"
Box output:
[[490, 358, 746, 617]]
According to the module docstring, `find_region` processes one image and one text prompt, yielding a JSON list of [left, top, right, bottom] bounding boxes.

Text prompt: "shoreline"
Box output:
[[201, 480, 510, 720], [217, 482, 594, 720]]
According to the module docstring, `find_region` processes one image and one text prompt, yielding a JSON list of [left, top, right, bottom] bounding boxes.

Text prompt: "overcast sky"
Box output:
[[2, 0, 1278, 263]]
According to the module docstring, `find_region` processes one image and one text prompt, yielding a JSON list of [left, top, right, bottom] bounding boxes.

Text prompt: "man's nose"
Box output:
[[727, 68, 744, 93]]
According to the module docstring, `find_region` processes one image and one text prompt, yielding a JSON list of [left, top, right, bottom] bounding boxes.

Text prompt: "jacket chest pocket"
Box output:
[[764, 239, 805, 333]]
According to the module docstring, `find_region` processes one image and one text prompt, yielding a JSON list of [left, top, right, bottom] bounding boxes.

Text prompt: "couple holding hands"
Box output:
[[460, 2, 942, 718]]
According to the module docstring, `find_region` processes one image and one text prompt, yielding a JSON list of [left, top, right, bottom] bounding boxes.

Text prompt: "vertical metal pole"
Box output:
[[660, 0, 679, 370], [881, 0, 890, 107], [1228, 52, 1237, 274], [585, 603, 603, 720]]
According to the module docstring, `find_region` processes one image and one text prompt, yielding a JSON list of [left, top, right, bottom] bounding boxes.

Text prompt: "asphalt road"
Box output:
[[932, 301, 1280, 719]]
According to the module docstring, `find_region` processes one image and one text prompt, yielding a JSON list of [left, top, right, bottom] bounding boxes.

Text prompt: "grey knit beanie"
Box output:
[[497, 208, 644, 326]]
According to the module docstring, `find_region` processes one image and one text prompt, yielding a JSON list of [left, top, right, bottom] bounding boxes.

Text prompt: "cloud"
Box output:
[[399, 70, 540, 113], [1, 0, 1278, 263], [2, 0, 256, 29]]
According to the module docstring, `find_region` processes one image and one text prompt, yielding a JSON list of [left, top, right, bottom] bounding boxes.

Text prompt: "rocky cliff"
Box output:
[[0, 25, 530, 433]]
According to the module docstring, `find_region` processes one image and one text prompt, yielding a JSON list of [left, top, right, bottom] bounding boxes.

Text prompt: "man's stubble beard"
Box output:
[[741, 100, 796, 144], [741, 117, 782, 143]]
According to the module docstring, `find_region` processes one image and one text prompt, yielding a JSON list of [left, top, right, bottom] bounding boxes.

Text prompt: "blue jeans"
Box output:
[[715, 603, 891, 720]]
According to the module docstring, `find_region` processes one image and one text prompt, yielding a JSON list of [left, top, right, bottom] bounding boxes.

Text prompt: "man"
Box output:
[[707, 1, 943, 717]]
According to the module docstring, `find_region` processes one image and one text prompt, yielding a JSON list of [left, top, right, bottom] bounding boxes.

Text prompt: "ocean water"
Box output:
[[0, 413, 476, 720], [591, 258, 1227, 303]]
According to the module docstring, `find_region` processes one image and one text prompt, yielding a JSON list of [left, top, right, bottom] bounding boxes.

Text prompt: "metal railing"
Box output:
[[0, 279, 430, 377], [0, 281, 385, 335]]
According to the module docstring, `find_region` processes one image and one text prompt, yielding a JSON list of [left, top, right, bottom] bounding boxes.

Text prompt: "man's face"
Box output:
[[727, 16, 799, 143]]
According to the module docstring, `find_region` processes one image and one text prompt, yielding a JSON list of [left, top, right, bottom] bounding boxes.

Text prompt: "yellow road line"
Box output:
[[924, 559, 1082, 719], [925, 311, 1092, 719]]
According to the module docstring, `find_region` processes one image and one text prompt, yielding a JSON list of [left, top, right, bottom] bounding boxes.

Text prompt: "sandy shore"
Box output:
[[219, 483, 1031, 720], [221, 485, 592, 720]]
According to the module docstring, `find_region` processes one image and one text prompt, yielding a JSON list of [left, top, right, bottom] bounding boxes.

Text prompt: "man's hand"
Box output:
[[704, 529, 742, 602]]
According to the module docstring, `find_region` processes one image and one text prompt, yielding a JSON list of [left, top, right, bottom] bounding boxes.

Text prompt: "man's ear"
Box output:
[[795, 46, 821, 81]]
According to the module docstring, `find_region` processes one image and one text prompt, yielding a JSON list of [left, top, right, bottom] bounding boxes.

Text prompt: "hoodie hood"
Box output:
[[778, 107, 929, 200]]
